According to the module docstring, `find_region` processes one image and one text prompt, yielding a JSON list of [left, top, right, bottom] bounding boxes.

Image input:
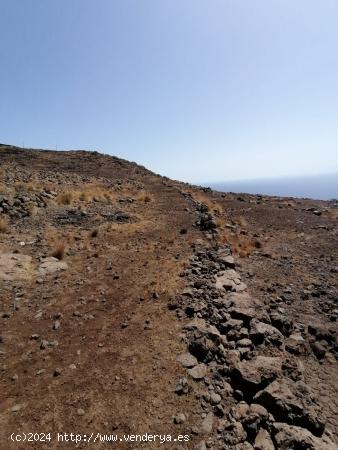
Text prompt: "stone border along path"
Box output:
[[169, 195, 336, 450]]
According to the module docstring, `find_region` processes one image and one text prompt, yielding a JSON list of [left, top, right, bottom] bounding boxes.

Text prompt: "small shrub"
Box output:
[[90, 228, 99, 238], [57, 192, 73, 205], [0, 216, 9, 233], [78, 185, 114, 203], [237, 216, 248, 228], [51, 242, 66, 260], [254, 239, 262, 249], [14, 182, 26, 191], [27, 204, 38, 216], [138, 191, 153, 203], [219, 230, 258, 258], [79, 191, 89, 202], [215, 217, 225, 228]]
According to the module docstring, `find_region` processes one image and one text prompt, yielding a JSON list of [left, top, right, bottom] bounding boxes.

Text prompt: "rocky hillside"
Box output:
[[0, 144, 337, 450]]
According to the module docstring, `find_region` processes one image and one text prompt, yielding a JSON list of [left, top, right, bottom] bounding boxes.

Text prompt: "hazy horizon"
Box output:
[[199, 171, 338, 185], [202, 172, 338, 201]]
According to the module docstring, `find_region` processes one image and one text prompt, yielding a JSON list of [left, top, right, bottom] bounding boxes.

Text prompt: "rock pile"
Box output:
[[0, 190, 55, 218], [171, 235, 335, 448]]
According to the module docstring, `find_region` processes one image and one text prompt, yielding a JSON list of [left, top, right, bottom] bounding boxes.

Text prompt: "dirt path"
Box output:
[[0, 148, 203, 449]]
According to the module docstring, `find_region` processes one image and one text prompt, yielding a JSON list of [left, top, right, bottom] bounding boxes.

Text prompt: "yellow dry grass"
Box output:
[[186, 189, 224, 216], [51, 241, 67, 260], [214, 217, 226, 228], [219, 229, 259, 258], [56, 184, 117, 206], [0, 182, 13, 195], [44, 226, 70, 257], [137, 191, 153, 203], [27, 204, 38, 216], [107, 218, 152, 234], [328, 210, 338, 220], [0, 216, 9, 233], [183, 187, 262, 258], [57, 191, 73, 205], [14, 178, 40, 192], [237, 216, 248, 228]]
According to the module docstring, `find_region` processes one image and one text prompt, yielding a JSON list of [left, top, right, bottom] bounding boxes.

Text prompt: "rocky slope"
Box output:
[[0, 144, 337, 449]]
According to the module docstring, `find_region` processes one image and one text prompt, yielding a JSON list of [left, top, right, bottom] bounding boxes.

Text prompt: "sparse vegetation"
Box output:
[[78, 184, 115, 203], [57, 184, 116, 205], [137, 191, 153, 203], [237, 216, 248, 228], [27, 204, 38, 216], [219, 230, 259, 257], [188, 189, 224, 215], [254, 238, 262, 249], [90, 228, 99, 238], [57, 191, 73, 205], [79, 191, 90, 202], [0, 145, 337, 448], [51, 241, 66, 260], [0, 216, 9, 233], [329, 209, 338, 220], [13, 182, 26, 192], [215, 217, 225, 228]]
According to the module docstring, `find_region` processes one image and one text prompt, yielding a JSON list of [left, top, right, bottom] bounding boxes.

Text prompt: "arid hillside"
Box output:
[[0, 145, 337, 450]]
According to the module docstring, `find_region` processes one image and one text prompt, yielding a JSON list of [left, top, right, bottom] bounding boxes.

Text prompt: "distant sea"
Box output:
[[202, 173, 338, 201]]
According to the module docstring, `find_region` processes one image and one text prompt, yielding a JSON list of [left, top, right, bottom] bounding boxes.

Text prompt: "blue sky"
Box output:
[[1, 0, 338, 182]]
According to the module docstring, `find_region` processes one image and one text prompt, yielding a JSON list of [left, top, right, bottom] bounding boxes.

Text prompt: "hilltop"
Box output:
[[0, 145, 337, 450]]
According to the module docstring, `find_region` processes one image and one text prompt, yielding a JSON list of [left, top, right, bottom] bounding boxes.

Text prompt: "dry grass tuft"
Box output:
[[137, 191, 153, 203], [187, 189, 224, 216], [27, 204, 38, 216], [0, 216, 9, 233], [26, 182, 38, 192], [57, 191, 73, 205], [186, 188, 259, 258], [51, 184, 123, 207], [51, 242, 66, 260], [78, 184, 114, 203], [56, 184, 116, 205], [43, 181, 57, 193], [329, 210, 338, 220], [107, 218, 151, 234], [219, 229, 259, 258], [14, 182, 27, 191], [79, 191, 90, 202], [11, 176, 41, 193], [0, 182, 10, 195], [215, 217, 225, 228], [90, 228, 99, 238], [237, 216, 248, 228]]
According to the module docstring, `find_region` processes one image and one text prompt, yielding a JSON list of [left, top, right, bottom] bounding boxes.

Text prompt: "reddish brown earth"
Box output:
[[211, 191, 338, 437], [0, 145, 337, 450]]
